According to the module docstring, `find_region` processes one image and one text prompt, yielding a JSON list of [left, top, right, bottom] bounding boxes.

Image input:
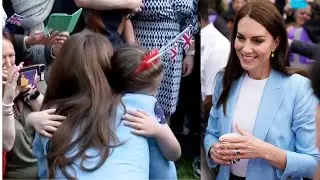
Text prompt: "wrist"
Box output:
[[3, 98, 14, 105], [154, 123, 165, 139], [186, 50, 195, 56], [258, 141, 269, 159]]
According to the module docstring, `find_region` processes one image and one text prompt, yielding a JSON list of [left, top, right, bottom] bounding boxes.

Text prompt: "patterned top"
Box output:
[[131, 0, 199, 115]]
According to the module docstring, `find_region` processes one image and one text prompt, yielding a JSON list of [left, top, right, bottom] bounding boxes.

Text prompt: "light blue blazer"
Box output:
[[204, 69, 320, 180]]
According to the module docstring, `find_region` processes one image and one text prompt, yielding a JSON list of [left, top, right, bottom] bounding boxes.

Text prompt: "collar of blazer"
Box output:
[[223, 69, 286, 141]]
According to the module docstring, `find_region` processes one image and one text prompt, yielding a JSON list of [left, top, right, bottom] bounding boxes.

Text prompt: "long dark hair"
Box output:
[[216, 0, 301, 114], [42, 30, 120, 179], [107, 45, 164, 94]]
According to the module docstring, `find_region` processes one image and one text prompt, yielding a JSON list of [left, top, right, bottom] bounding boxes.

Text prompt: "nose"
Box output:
[[242, 41, 253, 54], [3, 57, 12, 69]]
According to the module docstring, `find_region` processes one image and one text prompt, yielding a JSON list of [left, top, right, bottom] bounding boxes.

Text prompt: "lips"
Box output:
[[242, 54, 257, 62]]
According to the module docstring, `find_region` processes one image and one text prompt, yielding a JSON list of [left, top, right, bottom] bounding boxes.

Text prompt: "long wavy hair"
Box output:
[[42, 30, 120, 179], [217, 0, 306, 114]]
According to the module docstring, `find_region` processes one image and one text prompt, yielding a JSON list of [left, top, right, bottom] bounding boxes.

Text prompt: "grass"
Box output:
[[176, 157, 200, 180]]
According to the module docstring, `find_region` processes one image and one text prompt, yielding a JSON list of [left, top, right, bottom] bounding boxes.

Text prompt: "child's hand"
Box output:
[[122, 110, 161, 137]]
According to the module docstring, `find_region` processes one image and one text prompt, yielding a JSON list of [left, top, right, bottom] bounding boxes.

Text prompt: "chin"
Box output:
[[240, 61, 256, 71]]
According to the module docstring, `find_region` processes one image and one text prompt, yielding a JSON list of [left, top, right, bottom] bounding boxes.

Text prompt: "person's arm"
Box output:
[[272, 77, 320, 178], [153, 124, 181, 161], [74, 0, 142, 11], [122, 18, 136, 45], [122, 109, 181, 161], [2, 103, 15, 152], [290, 39, 320, 61], [27, 94, 44, 112], [203, 72, 224, 168]]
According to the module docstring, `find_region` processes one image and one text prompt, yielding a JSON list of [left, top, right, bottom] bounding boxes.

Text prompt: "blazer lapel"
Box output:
[[252, 70, 287, 141], [222, 75, 245, 133]]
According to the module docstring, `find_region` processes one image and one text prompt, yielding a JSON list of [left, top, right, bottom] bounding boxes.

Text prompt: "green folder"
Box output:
[[44, 8, 83, 36]]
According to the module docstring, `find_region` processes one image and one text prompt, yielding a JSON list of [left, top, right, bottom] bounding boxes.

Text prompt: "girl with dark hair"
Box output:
[[108, 45, 181, 179], [204, 0, 319, 179]]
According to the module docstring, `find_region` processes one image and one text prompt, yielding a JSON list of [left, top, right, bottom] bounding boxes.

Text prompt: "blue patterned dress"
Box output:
[[131, 0, 200, 116]]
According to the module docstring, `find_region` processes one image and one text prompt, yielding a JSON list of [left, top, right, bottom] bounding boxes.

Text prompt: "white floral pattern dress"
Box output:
[[132, 0, 200, 115]]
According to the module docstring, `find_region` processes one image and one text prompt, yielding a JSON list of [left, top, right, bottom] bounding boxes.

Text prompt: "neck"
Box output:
[[247, 66, 271, 80]]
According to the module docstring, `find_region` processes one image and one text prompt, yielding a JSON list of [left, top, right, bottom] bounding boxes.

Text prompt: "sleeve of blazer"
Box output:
[[204, 71, 224, 168], [276, 76, 320, 179], [290, 40, 320, 61]]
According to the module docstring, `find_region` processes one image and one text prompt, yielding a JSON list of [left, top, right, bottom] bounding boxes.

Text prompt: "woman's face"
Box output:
[[2, 38, 16, 70], [295, 5, 312, 26], [232, 0, 246, 13], [234, 16, 279, 76]]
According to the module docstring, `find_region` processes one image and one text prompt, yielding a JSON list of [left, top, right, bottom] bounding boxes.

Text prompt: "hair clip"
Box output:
[[133, 25, 193, 75], [134, 49, 161, 75]]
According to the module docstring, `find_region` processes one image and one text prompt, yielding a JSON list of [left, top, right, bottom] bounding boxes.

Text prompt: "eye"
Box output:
[[9, 54, 15, 58], [236, 35, 245, 41], [252, 39, 264, 44]]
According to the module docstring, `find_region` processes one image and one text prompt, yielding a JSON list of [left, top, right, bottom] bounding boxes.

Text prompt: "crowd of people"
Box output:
[[2, 0, 320, 179]]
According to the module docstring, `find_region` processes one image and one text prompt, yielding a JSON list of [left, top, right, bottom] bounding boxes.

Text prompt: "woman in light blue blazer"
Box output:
[[204, 1, 320, 180]]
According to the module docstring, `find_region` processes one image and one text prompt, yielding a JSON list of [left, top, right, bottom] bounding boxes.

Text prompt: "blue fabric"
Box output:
[[33, 93, 176, 179], [204, 70, 320, 180]]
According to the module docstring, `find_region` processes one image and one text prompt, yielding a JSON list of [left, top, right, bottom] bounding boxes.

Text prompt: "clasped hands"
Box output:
[[209, 124, 266, 166]]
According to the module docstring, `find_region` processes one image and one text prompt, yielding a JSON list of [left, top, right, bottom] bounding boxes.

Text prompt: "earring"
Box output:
[[271, 52, 274, 58]]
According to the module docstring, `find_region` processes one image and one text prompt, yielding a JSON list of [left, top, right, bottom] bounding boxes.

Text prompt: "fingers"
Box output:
[[12, 70, 20, 85], [18, 62, 24, 69], [44, 125, 57, 132], [40, 130, 53, 138], [131, 130, 146, 136], [182, 63, 187, 76], [136, 109, 150, 116], [210, 149, 231, 166], [58, 31, 70, 38], [43, 108, 57, 114], [125, 109, 148, 119], [48, 114, 66, 121], [219, 135, 246, 143], [47, 120, 62, 128], [7, 65, 19, 83], [235, 123, 250, 136], [2, 72, 8, 80], [123, 121, 142, 130], [183, 64, 192, 77], [219, 142, 245, 150]]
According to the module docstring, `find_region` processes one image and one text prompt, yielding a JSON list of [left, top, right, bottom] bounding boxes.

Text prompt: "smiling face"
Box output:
[[2, 38, 16, 70], [234, 16, 279, 78]]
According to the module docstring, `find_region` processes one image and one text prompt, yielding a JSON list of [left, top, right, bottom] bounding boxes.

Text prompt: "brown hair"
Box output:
[[3, 31, 14, 42], [107, 45, 164, 94], [42, 30, 120, 179], [217, 0, 306, 114]]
